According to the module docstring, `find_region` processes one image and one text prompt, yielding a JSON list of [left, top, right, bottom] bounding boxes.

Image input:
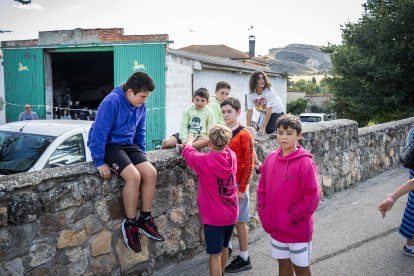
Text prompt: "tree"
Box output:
[[287, 98, 308, 115], [291, 79, 319, 94], [329, 0, 414, 126]]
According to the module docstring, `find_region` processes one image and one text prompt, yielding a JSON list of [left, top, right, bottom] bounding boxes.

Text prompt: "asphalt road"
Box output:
[[155, 167, 414, 276]]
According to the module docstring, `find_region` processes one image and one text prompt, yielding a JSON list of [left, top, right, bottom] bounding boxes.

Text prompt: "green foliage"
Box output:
[[330, 0, 414, 126], [291, 79, 320, 94], [287, 98, 308, 115], [310, 105, 322, 113]]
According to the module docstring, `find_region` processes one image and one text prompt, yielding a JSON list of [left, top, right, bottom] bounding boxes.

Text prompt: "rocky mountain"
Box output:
[[264, 44, 332, 75]]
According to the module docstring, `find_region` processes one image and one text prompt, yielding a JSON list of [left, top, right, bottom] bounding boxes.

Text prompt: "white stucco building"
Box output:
[[165, 48, 288, 135]]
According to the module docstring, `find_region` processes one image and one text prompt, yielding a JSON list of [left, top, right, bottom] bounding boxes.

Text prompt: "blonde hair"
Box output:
[[208, 124, 232, 150]]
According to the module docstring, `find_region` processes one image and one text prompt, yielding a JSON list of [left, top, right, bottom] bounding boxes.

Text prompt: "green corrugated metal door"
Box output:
[[3, 48, 45, 122], [114, 44, 166, 151]]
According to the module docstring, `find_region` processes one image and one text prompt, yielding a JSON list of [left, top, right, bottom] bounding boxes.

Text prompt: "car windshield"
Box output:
[[0, 131, 55, 175], [300, 116, 322, 123]]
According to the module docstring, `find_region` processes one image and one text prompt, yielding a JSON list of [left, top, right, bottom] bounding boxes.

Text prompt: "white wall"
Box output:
[[287, 91, 305, 103], [0, 57, 5, 125], [166, 53, 288, 135], [165, 54, 196, 136]]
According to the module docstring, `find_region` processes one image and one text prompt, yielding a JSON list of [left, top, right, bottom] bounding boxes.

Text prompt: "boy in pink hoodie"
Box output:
[[182, 124, 238, 276], [257, 114, 320, 276]]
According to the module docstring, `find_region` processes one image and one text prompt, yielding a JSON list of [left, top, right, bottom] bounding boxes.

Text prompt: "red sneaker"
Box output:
[[137, 217, 165, 242], [121, 219, 141, 253]]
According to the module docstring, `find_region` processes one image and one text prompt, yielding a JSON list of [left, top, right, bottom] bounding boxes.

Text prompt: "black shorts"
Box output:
[[104, 144, 148, 174], [204, 224, 235, 254], [171, 132, 182, 144], [265, 112, 284, 134]]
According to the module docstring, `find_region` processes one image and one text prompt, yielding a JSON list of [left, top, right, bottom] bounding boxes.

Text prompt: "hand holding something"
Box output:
[[258, 128, 266, 135], [378, 199, 393, 218], [97, 164, 112, 180]]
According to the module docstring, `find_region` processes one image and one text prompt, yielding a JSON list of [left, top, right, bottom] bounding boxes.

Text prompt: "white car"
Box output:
[[0, 120, 93, 175], [299, 113, 328, 124]]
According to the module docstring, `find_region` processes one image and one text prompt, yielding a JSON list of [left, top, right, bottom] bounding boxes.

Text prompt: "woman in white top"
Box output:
[[246, 71, 284, 135]]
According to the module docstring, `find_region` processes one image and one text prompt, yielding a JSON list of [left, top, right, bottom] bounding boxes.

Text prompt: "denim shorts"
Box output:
[[238, 185, 250, 223]]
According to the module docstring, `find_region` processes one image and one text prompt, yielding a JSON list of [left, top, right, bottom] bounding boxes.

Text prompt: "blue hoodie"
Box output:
[[88, 85, 146, 167]]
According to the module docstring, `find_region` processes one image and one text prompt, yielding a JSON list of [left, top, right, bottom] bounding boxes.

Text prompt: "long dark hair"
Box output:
[[248, 71, 271, 93]]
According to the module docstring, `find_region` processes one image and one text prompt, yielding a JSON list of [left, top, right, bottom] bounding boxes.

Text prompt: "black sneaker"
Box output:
[[175, 144, 183, 155], [137, 216, 165, 242], [121, 219, 141, 253], [403, 245, 414, 257], [224, 256, 252, 273]]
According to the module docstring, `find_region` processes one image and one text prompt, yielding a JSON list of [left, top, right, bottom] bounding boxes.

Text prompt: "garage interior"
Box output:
[[50, 51, 114, 119]]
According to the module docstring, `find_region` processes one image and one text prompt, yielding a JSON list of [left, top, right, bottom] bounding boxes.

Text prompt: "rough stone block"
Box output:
[[57, 229, 87, 249], [29, 241, 56, 267], [116, 236, 149, 271], [0, 257, 24, 275], [8, 193, 43, 225], [108, 196, 126, 220], [91, 230, 112, 256], [0, 207, 7, 226]]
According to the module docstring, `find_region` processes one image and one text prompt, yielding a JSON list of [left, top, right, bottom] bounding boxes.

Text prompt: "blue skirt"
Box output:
[[399, 169, 414, 240]]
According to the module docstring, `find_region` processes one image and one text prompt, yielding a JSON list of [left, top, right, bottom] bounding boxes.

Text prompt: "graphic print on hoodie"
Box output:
[[182, 145, 239, 226], [257, 145, 320, 243]]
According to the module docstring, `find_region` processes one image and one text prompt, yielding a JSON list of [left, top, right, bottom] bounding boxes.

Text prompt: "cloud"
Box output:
[[13, 3, 44, 10], [69, 5, 81, 10]]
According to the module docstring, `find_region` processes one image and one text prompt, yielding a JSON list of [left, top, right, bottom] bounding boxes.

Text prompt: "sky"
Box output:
[[0, 0, 366, 56]]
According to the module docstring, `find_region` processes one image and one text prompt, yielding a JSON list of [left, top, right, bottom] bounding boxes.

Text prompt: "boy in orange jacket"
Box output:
[[221, 97, 255, 273]]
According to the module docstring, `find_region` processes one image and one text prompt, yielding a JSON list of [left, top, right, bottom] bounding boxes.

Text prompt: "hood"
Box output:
[[207, 147, 235, 179], [209, 96, 220, 105], [113, 85, 130, 105], [274, 146, 313, 181]]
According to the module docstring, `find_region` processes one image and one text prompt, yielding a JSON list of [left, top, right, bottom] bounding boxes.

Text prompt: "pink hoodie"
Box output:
[[183, 145, 238, 226], [257, 146, 320, 243]]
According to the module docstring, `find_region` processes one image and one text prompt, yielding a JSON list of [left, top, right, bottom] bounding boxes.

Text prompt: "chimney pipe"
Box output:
[[249, 35, 255, 57]]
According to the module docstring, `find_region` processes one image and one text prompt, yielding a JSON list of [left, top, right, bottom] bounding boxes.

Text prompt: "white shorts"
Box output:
[[271, 238, 312, 267]]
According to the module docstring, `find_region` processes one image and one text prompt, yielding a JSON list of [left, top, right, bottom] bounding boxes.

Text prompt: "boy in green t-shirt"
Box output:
[[208, 81, 231, 124], [161, 88, 215, 150]]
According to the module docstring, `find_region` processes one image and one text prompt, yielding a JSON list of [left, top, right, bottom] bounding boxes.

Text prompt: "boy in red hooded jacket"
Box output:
[[258, 114, 320, 276]]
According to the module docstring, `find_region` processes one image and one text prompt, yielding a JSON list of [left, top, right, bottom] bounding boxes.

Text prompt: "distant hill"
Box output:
[[264, 44, 332, 75]]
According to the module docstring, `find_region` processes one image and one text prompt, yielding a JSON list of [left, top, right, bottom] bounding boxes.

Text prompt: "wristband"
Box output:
[[386, 194, 396, 204]]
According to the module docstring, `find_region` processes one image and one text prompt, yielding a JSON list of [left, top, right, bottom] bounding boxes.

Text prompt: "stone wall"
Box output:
[[1, 118, 413, 275]]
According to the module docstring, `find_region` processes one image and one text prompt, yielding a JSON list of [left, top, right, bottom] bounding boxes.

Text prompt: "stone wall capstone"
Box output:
[[0, 118, 413, 275]]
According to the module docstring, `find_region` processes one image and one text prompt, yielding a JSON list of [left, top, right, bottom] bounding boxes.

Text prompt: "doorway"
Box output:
[[47, 50, 114, 119]]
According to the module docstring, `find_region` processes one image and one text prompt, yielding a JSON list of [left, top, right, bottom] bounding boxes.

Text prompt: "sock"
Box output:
[[126, 218, 136, 225], [239, 251, 248, 261], [228, 241, 233, 249], [140, 211, 151, 221], [406, 245, 414, 250]]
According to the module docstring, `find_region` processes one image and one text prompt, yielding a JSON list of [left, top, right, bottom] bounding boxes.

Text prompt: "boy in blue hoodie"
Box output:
[[88, 72, 165, 253]]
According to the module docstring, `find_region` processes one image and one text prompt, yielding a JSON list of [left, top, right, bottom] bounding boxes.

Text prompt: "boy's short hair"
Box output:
[[220, 97, 241, 111], [276, 114, 302, 134], [124, 72, 155, 94], [216, 81, 231, 92], [194, 88, 210, 100], [209, 124, 232, 150]]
